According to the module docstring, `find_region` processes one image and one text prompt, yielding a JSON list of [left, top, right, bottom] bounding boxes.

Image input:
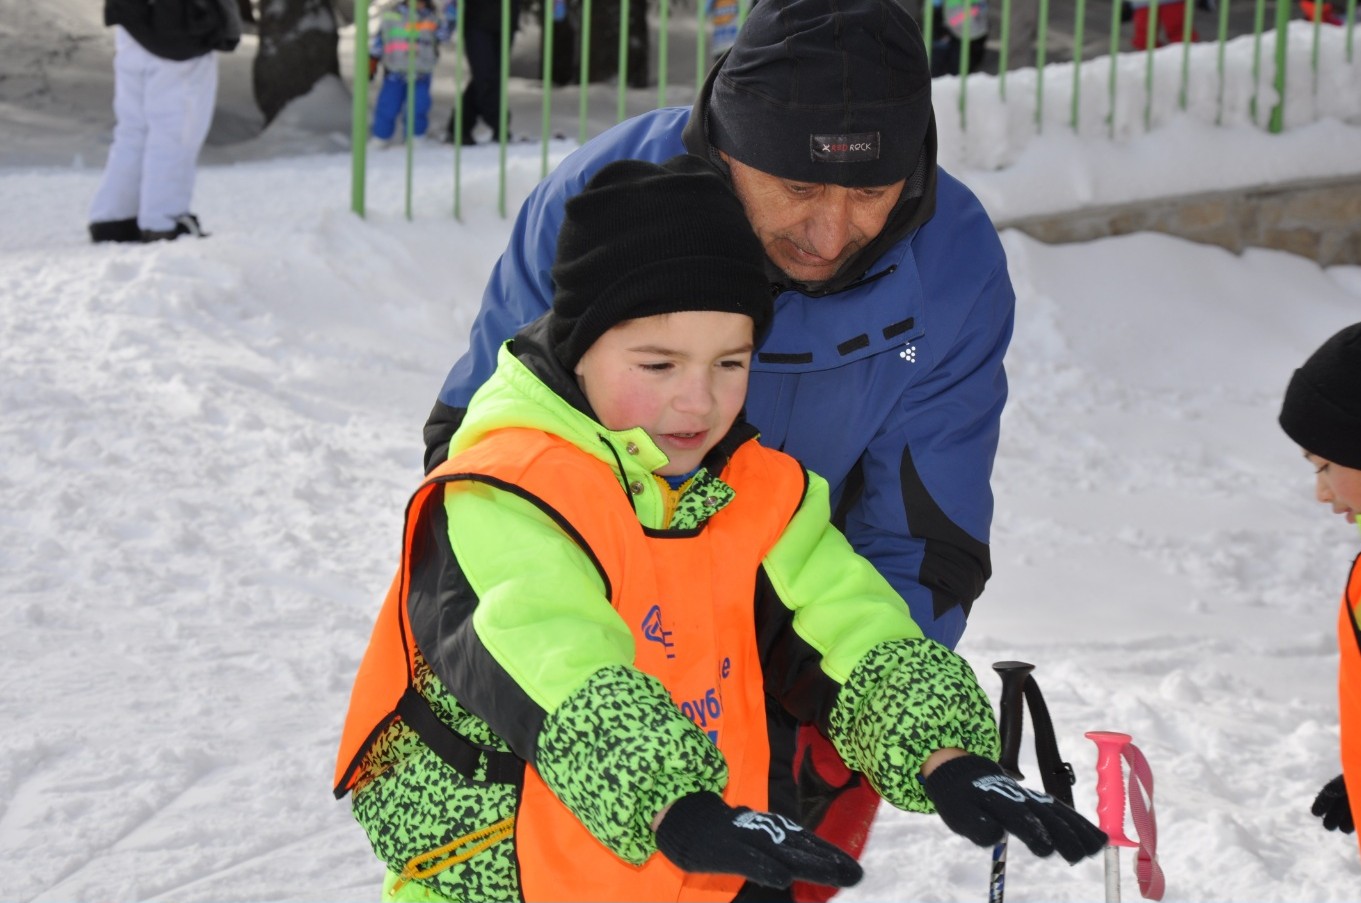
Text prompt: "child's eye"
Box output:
[[1316, 462, 1330, 475], [639, 362, 673, 372], [719, 359, 747, 370]]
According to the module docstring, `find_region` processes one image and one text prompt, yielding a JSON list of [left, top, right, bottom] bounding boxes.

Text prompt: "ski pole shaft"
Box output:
[[988, 661, 1035, 903], [1103, 846, 1121, 903]]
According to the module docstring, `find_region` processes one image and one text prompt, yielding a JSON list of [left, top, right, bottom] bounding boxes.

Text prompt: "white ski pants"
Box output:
[[89, 27, 218, 232]]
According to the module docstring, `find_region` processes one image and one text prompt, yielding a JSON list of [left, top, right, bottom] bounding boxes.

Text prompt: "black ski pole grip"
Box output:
[[993, 661, 1034, 780]]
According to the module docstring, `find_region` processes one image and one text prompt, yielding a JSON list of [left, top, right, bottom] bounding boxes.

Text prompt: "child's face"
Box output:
[[574, 310, 755, 476], [1305, 452, 1361, 525]]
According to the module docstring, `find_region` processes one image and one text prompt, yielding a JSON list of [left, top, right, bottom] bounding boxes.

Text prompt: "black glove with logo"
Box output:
[[923, 754, 1107, 864], [1311, 774, 1354, 833], [654, 791, 863, 889]]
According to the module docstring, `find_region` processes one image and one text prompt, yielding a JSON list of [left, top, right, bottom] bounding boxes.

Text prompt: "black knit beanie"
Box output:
[[1279, 322, 1361, 469], [549, 155, 773, 371], [707, 0, 933, 188]]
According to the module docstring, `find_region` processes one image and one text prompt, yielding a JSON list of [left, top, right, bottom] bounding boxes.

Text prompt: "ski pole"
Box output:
[[1086, 731, 1138, 903], [989, 661, 1034, 903]]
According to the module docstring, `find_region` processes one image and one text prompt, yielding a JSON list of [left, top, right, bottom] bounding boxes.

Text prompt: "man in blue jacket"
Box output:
[[422, 0, 1015, 893]]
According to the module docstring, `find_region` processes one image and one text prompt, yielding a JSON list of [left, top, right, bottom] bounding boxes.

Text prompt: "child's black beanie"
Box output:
[[549, 154, 772, 371], [1279, 322, 1361, 469]]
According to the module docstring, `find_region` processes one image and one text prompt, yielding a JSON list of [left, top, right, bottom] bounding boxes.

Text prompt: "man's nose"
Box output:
[[804, 191, 853, 258]]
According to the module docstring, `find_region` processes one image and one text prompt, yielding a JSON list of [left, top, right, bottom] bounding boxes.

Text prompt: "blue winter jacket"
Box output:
[[428, 108, 1013, 650]]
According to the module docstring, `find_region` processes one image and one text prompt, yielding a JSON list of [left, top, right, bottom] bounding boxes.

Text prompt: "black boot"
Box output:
[[142, 213, 207, 243], [89, 218, 142, 243]]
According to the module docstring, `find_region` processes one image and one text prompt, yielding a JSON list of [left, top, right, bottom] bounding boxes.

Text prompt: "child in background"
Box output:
[[1278, 322, 1361, 859], [368, 0, 450, 143], [333, 155, 1105, 902], [1126, 0, 1200, 49]]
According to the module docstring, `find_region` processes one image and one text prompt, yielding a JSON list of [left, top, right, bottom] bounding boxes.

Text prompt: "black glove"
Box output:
[[654, 791, 863, 889], [923, 754, 1107, 864], [1311, 774, 1354, 833]]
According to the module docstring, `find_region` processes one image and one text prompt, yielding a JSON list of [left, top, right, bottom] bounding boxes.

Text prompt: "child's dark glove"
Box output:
[[923, 754, 1107, 864], [1311, 774, 1354, 833], [654, 791, 862, 889]]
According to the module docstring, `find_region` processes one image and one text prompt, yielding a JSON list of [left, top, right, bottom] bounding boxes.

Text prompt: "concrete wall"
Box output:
[[995, 174, 1361, 267]]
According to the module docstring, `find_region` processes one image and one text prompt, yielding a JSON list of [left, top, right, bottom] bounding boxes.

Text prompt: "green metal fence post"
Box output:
[[577, 0, 593, 144], [1310, 0, 1324, 95], [1107, 0, 1121, 137], [498, 0, 511, 216], [351, 0, 372, 217], [1215, 0, 1230, 123], [404, 1, 416, 221], [453, 0, 466, 220], [958, 0, 973, 130], [541, 0, 555, 179], [658, 0, 671, 107], [695, 0, 708, 91], [1070, 0, 1086, 131], [1178, 0, 1193, 110], [1249, 0, 1267, 123], [999, 0, 1012, 99], [1269, 0, 1291, 133], [1347, 0, 1357, 60], [617, 0, 630, 122], [922, 1, 934, 68], [1036, 0, 1050, 131], [1143, 0, 1158, 130]]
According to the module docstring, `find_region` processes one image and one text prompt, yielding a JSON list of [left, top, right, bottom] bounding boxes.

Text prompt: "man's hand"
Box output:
[[923, 754, 1107, 864], [654, 791, 863, 889]]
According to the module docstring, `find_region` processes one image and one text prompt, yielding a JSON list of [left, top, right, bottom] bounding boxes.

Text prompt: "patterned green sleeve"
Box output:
[[534, 665, 729, 864], [828, 639, 1001, 812]]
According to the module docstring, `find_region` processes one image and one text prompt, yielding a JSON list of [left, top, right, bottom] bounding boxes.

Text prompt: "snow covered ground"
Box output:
[[4, 3, 1361, 901]]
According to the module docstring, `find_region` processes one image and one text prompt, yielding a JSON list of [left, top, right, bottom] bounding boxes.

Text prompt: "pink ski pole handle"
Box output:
[[1085, 731, 1137, 848]]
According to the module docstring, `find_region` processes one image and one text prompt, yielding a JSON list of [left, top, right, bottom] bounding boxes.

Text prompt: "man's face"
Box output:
[[575, 311, 755, 476], [721, 152, 905, 286], [1305, 451, 1361, 525]]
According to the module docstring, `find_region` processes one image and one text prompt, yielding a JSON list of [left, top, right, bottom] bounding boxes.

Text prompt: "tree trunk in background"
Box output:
[[253, 0, 341, 124]]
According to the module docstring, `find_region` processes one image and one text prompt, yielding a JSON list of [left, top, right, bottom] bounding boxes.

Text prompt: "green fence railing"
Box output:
[[349, 0, 1360, 219]]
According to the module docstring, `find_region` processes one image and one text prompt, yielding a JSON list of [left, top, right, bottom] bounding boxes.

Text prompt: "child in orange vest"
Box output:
[[1279, 321, 1361, 859], [334, 154, 1105, 901]]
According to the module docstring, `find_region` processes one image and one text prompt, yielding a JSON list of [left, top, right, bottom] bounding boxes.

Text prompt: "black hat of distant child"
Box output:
[[706, 0, 933, 188], [1279, 322, 1361, 470], [548, 155, 773, 371]]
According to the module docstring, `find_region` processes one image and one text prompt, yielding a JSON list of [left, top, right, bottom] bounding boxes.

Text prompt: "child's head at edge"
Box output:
[[546, 155, 772, 476], [1279, 322, 1361, 529]]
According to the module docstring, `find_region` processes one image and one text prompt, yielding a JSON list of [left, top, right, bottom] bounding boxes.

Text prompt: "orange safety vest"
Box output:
[[335, 428, 808, 902], [1337, 552, 1361, 860]]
